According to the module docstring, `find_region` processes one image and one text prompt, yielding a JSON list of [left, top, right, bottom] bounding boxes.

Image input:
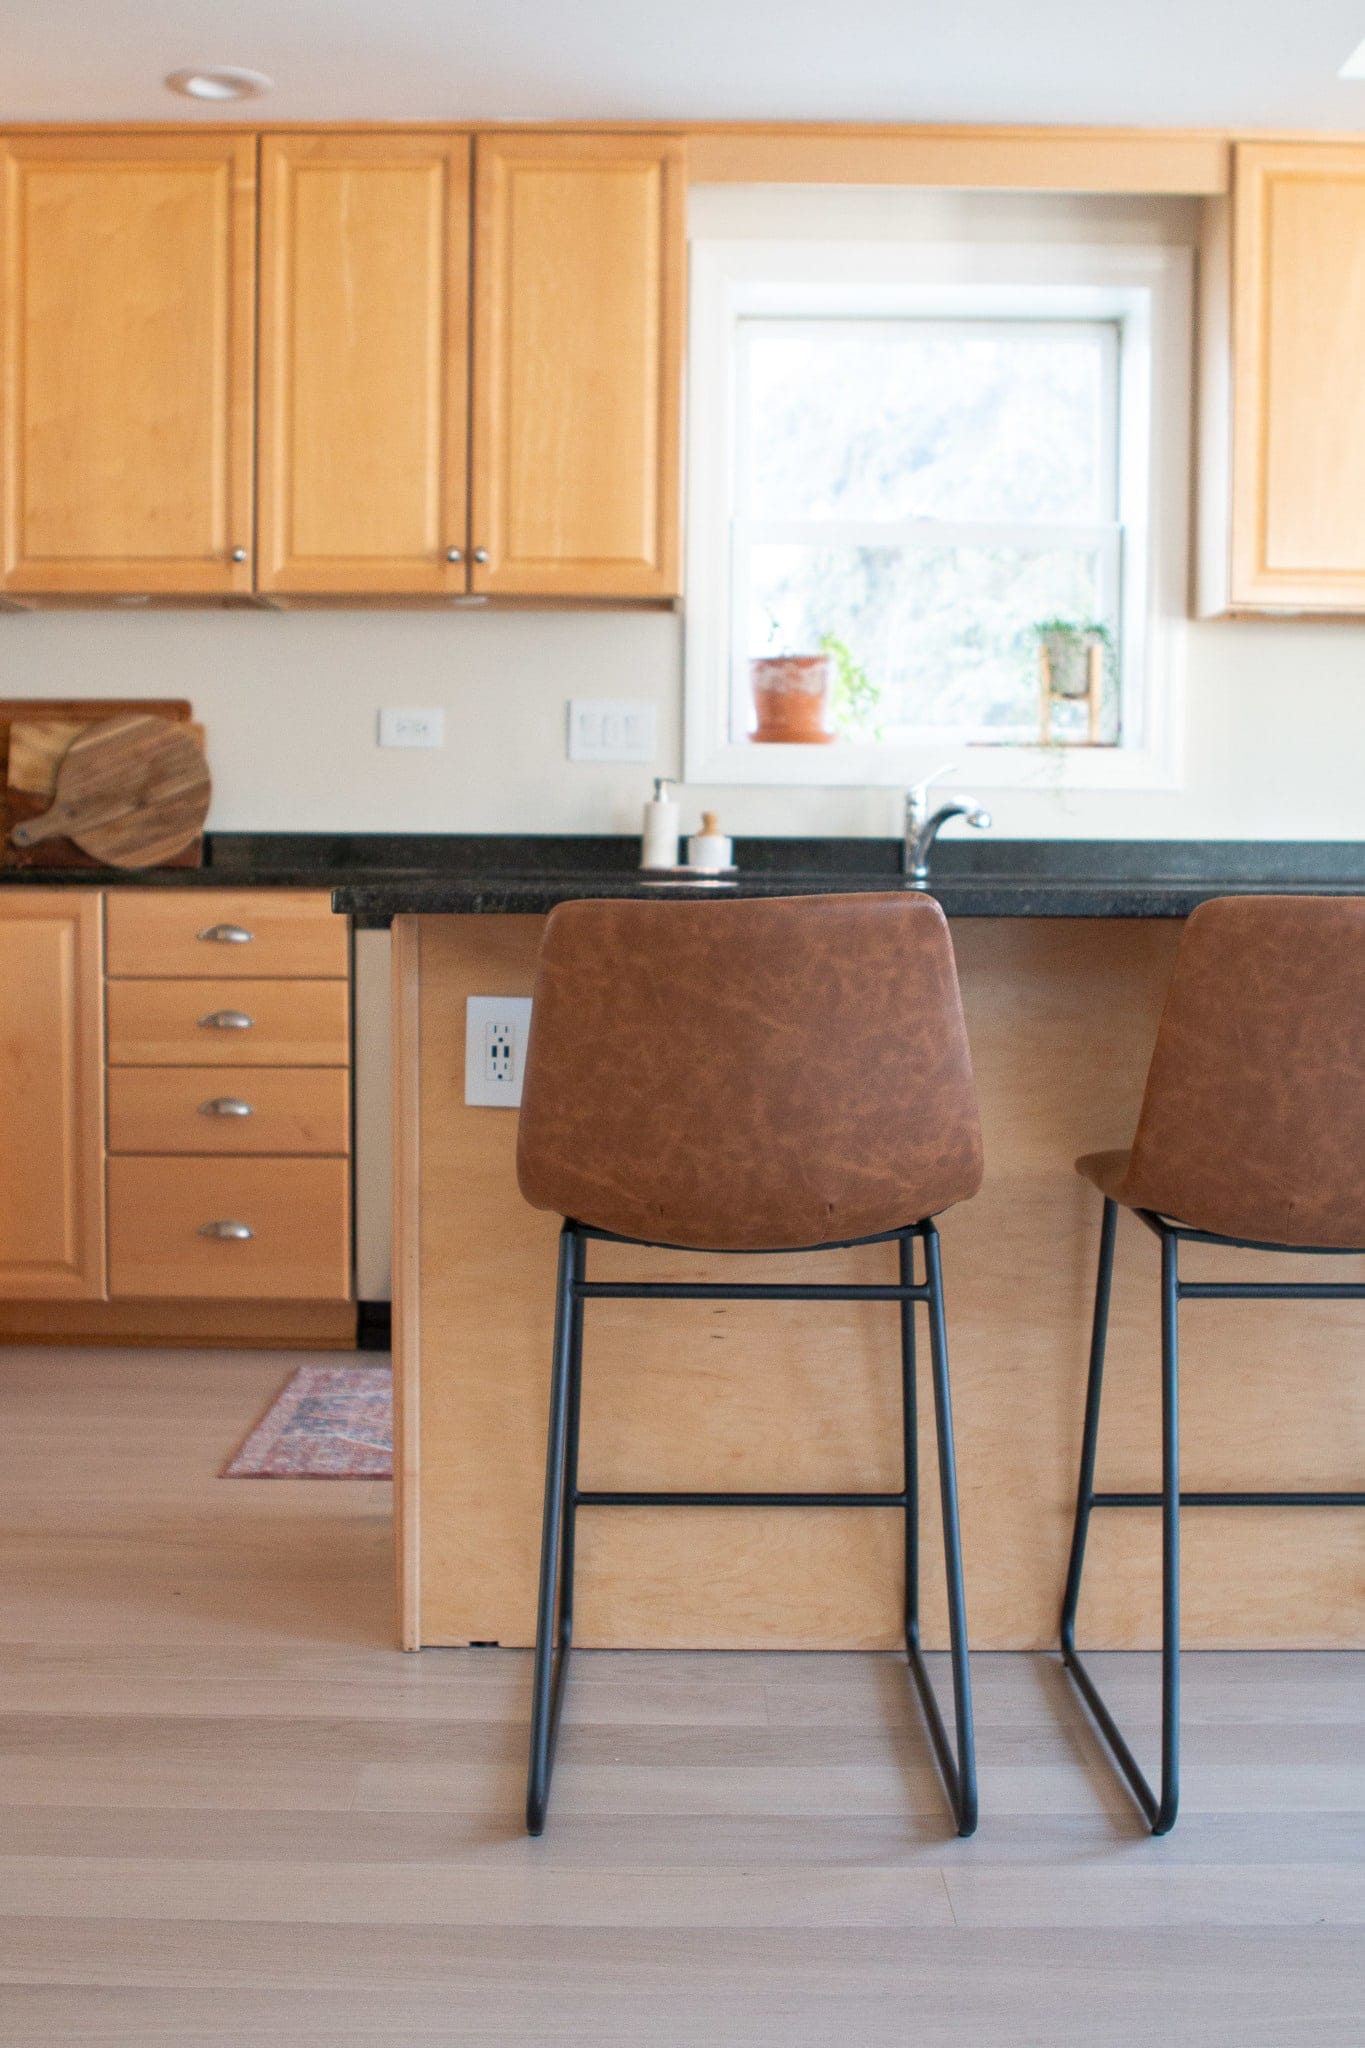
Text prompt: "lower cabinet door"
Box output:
[[0, 890, 105, 1299], [108, 1157, 351, 1300]]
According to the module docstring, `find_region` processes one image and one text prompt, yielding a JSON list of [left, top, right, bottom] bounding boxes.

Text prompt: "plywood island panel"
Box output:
[[397, 912, 1365, 1654]]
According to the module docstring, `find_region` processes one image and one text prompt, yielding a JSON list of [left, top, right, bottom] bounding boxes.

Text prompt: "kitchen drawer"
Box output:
[[107, 979, 350, 1067], [108, 1066, 350, 1156], [108, 1157, 351, 1300], [106, 891, 348, 980]]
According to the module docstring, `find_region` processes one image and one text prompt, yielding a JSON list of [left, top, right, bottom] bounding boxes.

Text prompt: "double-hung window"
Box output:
[[684, 229, 1191, 789]]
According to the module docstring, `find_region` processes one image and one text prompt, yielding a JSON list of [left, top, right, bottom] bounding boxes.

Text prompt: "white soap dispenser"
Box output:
[[640, 777, 681, 871]]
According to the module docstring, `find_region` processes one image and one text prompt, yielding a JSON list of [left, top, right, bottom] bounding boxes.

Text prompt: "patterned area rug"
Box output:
[[223, 1363, 393, 1479]]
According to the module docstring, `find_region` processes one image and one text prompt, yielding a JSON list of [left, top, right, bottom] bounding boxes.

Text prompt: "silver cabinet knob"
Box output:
[[198, 1097, 253, 1118], [198, 1009, 253, 1030], [198, 1219, 254, 1240], [231, 546, 248, 563], [472, 547, 489, 564], [197, 923, 253, 945], [445, 546, 463, 563]]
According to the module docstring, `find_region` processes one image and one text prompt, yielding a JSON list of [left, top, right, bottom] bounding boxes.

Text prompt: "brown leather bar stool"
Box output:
[[1060, 895, 1365, 1834], [516, 892, 984, 1837]]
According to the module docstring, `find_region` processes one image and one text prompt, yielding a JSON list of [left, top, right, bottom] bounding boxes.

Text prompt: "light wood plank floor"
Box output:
[[0, 1346, 1361, 2045]]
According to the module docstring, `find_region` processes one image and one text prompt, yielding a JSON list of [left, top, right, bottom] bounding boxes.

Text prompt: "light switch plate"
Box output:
[[567, 698, 657, 763], [379, 707, 445, 748], [465, 996, 533, 1107]]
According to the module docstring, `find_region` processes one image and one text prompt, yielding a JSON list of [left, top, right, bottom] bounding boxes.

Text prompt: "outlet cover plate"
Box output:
[[567, 698, 657, 763], [464, 995, 533, 1107], [379, 707, 445, 748]]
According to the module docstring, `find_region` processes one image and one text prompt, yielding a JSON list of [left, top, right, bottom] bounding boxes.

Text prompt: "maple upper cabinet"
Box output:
[[0, 132, 256, 597], [257, 133, 471, 595], [1200, 142, 1365, 613], [0, 892, 105, 1299], [469, 132, 685, 599]]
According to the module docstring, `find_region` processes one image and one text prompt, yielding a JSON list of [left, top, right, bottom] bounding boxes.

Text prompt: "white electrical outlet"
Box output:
[[379, 707, 445, 748], [465, 996, 533, 1107], [567, 698, 657, 763]]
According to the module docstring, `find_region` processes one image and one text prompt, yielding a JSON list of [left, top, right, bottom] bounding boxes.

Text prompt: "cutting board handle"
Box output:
[[10, 797, 134, 848]]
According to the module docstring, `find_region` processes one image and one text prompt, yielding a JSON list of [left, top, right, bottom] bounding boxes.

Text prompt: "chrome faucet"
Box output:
[[904, 767, 992, 885]]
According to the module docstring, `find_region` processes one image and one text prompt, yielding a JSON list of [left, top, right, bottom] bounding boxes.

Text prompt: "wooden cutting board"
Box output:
[[0, 698, 200, 869], [9, 714, 211, 869]]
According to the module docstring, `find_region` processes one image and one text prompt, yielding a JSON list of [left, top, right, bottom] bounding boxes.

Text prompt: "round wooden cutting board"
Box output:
[[8, 713, 211, 869]]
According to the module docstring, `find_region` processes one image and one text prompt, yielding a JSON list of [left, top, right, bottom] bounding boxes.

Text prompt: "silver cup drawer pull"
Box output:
[[198, 1097, 253, 1118], [198, 1010, 254, 1030], [198, 1219, 254, 1241], [197, 923, 254, 945]]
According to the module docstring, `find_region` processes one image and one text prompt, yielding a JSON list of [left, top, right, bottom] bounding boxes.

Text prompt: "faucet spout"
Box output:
[[904, 791, 992, 886]]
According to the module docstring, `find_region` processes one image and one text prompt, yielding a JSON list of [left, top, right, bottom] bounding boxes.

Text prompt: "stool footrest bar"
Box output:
[[577, 1281, 930, 1302], [575, 1489, 909, 1508], [1091, 1489, 1364, 1508], [1177, 1281, 1365, 1301]]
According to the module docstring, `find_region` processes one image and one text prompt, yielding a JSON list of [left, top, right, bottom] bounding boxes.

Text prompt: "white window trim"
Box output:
[[683, 237, 1192, 792]]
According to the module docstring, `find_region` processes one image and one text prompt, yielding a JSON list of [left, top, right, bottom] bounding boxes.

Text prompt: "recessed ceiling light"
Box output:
[[165, 66, 274, 102], [1340, 37, 1365, 77]]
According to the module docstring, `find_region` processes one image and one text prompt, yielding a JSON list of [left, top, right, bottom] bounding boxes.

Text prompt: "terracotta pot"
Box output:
[[749, 655, 835, 744]]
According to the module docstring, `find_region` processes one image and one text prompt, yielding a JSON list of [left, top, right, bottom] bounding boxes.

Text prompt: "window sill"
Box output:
[[682, 733, 1182, 793]]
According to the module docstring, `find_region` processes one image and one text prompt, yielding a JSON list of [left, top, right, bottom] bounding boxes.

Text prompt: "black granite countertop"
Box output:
[[328, 834, 1365, 924], [2, 832, 1361, 922]]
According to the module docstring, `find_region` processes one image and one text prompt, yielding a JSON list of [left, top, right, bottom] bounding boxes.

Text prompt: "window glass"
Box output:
[[732, 315, 1122, 745], [744, 322, 1113, 526]]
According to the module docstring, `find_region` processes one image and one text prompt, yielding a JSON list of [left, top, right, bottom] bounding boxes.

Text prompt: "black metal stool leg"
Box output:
[[899, 1231, 920, 1655], [526, 1223, 580, 1835], [904, 1221, 978, 1837], [557, 1235, 586, 1660], [1059, 1200, 1180, 1833], [1155, 1227, 1181, 1834], [1060, 1197, 1118, 1665]]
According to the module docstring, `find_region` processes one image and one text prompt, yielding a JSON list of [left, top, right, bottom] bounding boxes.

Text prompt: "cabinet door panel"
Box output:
[[0, 892, 104, 1298], [258, 132, 470, 595], [0, 133, 255, 596], [1232, 143, 1365, 607], [470, 133, 684, 598]]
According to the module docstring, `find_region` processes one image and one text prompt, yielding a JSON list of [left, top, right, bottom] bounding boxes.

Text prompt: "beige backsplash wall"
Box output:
[[1, 604, 1362, 841]]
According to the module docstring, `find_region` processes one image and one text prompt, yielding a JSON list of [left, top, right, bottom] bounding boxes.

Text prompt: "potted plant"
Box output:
[[749, 616, 835, 744], [820, 633, 883, 742], [1033, 618, 1116, 746], [1033, 618, 1113, 699]]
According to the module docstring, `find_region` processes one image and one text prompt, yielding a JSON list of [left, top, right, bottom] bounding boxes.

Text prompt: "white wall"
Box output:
[[2, 185, 1361, 847], [4, 601, 1363, 841]]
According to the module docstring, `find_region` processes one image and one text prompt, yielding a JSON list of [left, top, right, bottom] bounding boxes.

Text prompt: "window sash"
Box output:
[[735, 313, 1123, 533], [728, 519, 1124, 744], [729, 309, 1125, 743]]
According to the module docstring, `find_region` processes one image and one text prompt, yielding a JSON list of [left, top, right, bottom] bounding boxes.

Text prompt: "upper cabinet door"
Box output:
[[0, 891, 105, 1300], [470, 133, 684, 599], [257, 133, 471, 596], [1229, 143, 1365, 609], [0, 133, 255, 596]]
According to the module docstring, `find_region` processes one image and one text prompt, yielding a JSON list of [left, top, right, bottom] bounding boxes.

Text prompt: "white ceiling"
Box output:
[[1, 0, 1364, 130]]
